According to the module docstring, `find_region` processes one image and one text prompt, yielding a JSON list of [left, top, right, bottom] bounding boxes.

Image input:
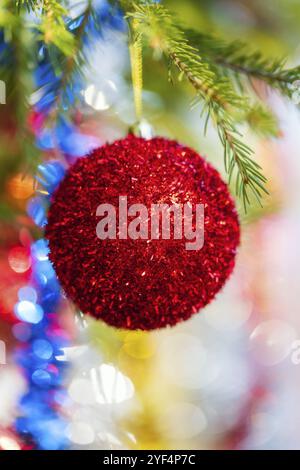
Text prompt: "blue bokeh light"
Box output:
[[14, 301, 44, 324], [33, 339, 54, 360]]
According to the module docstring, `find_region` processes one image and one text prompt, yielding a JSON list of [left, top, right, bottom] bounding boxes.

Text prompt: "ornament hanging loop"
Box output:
[[129, 19, 143, 124]]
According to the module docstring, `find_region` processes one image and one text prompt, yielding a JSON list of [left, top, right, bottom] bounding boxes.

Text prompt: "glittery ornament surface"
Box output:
[[46, 135, 240, 330]]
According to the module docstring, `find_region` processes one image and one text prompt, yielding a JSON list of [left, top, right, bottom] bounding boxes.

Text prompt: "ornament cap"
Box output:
[[128, 119, 154, 139]]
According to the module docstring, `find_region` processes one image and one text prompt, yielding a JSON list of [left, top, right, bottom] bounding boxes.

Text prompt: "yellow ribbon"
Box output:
[[129, 20, 143, 122]]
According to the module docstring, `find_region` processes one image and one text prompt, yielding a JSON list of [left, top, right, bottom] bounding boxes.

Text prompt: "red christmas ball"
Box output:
[[46, 135, 240, 330]]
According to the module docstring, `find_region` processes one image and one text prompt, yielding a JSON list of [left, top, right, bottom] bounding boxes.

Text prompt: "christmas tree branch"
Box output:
[[15, 1, 74, 56], [6, 0, 300, 211], [184, 30, 300, 97], [128, 2, 267, 210], [36, 1, 75, 56], [15, 0, 41, 12], [49, 0, 94, 117], [0, 1, 38, 189], [238, 103, 278, 137]]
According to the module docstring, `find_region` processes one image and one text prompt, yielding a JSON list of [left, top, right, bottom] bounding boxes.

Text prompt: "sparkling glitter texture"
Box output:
[[46, 135, 240, 330]]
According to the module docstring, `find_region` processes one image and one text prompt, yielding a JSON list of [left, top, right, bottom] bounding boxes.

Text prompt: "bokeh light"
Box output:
[[14, 301, 44, 324], [249, 320, 297, 366], [8, 247, 31, 274]]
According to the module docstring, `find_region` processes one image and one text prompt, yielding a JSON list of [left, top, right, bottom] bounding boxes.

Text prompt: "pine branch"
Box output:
[[15, 0, 40, 12], [8, 0, 298, 212], [16, 1, 75, 54], [128, 2, 267, 210], [48, 0, 94, 117], [0, 1, 39, 185], [37, 0, 74, 56], [35, 1, 124, 118], [240, 103, 279, 137], [184, 30, 300, 97]]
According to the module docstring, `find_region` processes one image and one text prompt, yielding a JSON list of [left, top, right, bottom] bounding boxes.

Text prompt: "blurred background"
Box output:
[[1, 0, 300, 450]]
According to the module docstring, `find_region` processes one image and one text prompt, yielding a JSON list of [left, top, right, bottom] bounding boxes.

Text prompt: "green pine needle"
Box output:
[[184, 29, 300, 98], [128, 2, 269, 210], [7, 0, 300, 212]]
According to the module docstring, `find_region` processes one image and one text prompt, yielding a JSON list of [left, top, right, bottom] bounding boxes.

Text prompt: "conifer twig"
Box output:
[[128, 2, 267, 210]]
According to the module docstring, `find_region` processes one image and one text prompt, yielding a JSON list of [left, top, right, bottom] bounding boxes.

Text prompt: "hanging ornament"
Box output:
[[45, 135, 240, 330]]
